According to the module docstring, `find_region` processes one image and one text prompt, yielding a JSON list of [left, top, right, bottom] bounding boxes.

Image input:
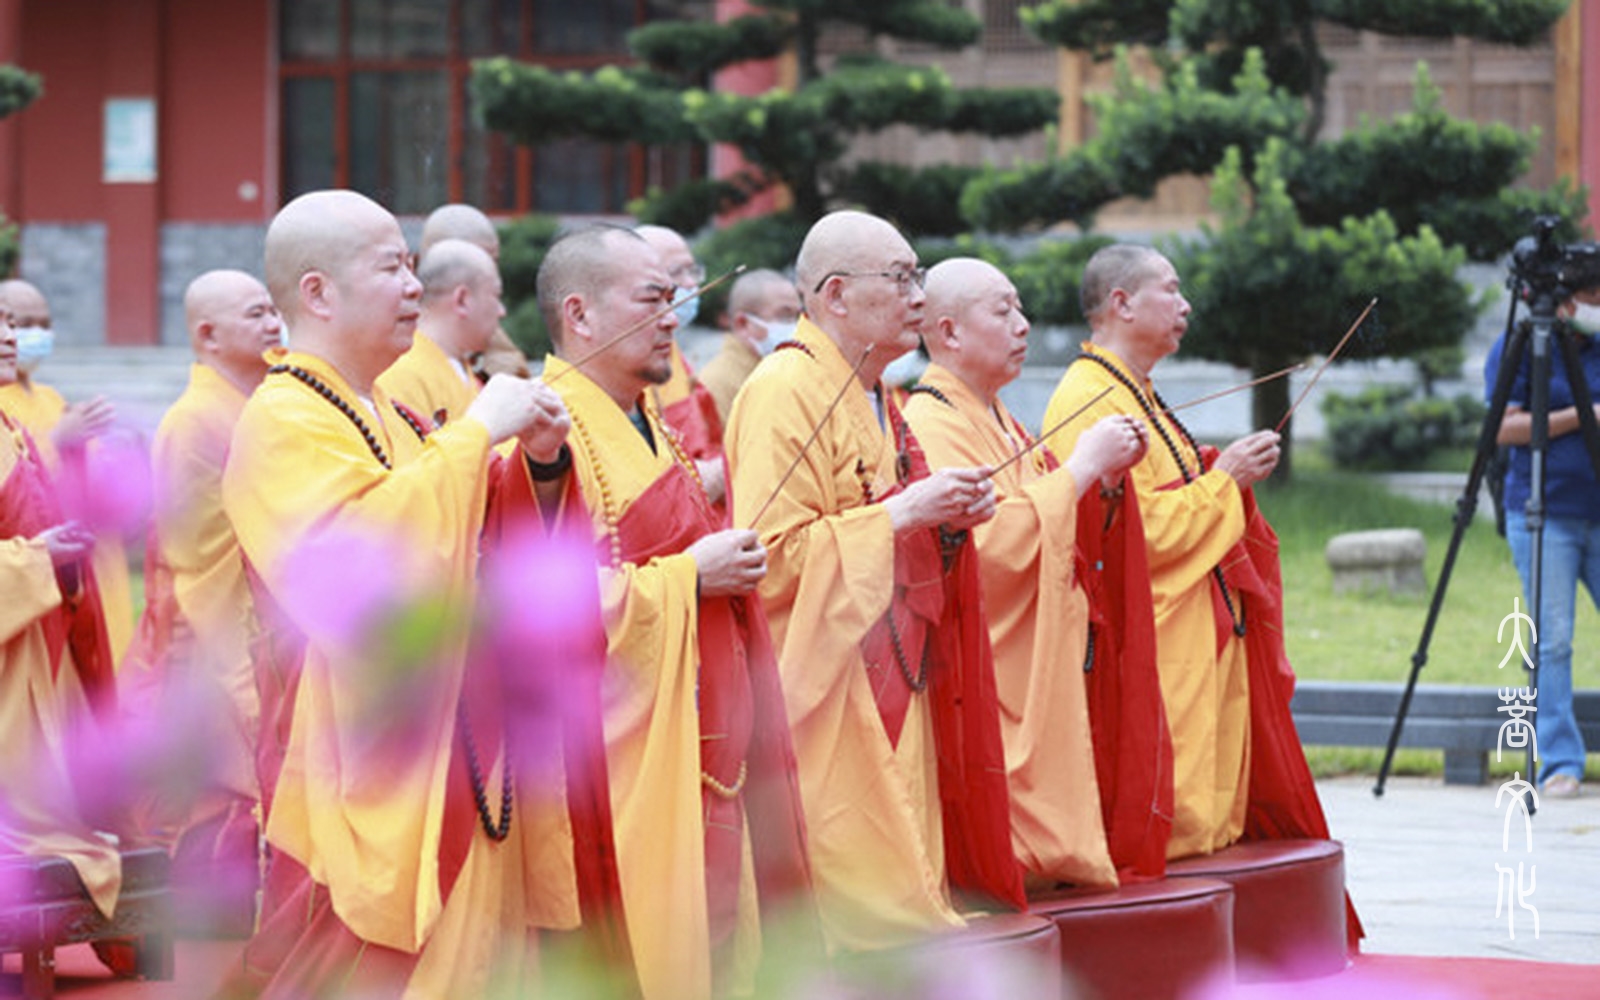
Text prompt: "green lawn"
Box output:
[[1258, 459, 1600, 776]]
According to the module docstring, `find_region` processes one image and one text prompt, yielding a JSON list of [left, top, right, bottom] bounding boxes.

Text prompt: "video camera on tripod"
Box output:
[[1510, 216, 1600, 304]]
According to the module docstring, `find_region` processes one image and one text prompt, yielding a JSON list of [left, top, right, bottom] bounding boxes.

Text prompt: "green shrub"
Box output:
[[497, 214, 563, 360], [1322, 384, 1486, 469]]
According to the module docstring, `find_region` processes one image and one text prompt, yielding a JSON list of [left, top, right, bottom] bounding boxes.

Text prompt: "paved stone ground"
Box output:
[[1320, 774, 1600, 964]]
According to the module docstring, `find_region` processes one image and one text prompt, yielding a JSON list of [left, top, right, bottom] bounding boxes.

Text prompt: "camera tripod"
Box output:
[[1374, 282, 1600, 805]]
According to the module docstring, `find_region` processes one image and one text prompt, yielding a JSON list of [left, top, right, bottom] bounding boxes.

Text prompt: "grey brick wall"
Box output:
[[20, 223, 107, 347], [159, 223, 270, 346]]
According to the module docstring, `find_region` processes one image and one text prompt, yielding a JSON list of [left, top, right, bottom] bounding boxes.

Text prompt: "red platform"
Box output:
[[1031, 877, 1236, 1000], [839, 912, 1063, 997], [1166, 839, 1349, 981]]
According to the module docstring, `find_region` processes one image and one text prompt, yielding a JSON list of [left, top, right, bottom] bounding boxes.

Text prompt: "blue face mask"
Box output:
[[745, 316, 798, 356], [13, 325, 53, 370], [672, 286, 701, 329], [1571, 302, 1600, 335]]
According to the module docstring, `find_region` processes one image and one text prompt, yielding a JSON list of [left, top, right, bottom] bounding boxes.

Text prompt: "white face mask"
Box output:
[[672, 286, 701, 329], [880, 348, 928, 388], [1570, 301, 1600, 335], [13, 325, 53, 371], [746, 316, 798, 356]]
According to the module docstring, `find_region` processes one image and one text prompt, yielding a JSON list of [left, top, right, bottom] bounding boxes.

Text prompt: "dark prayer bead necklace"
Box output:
[[268, 363, 514, 841], [1072, 351, 1245, 637]]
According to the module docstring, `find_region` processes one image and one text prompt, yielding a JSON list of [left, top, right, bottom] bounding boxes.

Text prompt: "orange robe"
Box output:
[[0, 379, 135, 662], [119, 363, 260, 920], [221, 351, 577, 997], [698, 335, 761, 426], [533, 355, 813, 999], [0, 410, 121, 916], [378, 329, 481, 431], [726, 319, 1020, 954], [903, 365, 1116, 888]]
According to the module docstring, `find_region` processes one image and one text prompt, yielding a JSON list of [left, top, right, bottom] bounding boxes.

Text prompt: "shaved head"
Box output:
[[794, 210, 910, 308], [418, 239, 498, 305], [183, 269, 280, 389], [727, 268, 797, 317], [536, 224, 643, 347], [923, 257, 1008, 327], [421, 203, 499, 258], [265, 190, 398, 323], [0, 279, 49, 328], [1081, 244, 1165, 326]]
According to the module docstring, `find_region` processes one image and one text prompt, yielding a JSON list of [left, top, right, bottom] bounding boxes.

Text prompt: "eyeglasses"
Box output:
[[669, 261, 707, 286], [811, 267, 927, 295]]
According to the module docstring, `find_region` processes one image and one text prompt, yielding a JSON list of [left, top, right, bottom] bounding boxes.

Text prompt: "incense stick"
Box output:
[[1164, 363, 1306, 417], [1275, 297, 1378, 433], [746, 345, 875, 531], [982, 386, 1113, 480]]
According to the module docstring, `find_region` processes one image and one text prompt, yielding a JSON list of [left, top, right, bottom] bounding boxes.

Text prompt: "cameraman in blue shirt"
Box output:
[[1483, 286, 1600, 798]]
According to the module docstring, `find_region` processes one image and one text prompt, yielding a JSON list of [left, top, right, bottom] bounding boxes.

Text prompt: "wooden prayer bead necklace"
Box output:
[[267, 363, 515, 841], [1073, 350, 1245, 637]]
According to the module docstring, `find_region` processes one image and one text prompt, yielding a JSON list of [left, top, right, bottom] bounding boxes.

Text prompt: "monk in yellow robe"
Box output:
[[698, 269, 801, 425], [507, 224, 813, 999], [220, 189, 577, 998], [0, 278, 134, 662], [0, 316, 122, 920], [1043, 245, 1282, 860], [378, 238, 501, 428], [727, 211, 1024, 954], [905, 258, 1153, 889], [420, 202, 530, 379], [114, 269, 282, 929]]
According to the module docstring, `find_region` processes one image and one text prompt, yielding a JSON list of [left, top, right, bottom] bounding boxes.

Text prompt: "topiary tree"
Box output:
[[962, 0, 1587, 479], [470, 1, 1063, 319], [0, 65, 41, 276]]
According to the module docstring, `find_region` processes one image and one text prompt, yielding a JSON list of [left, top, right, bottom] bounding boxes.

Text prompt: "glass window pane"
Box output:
[[461, 0, 523, 56], [351, 0, 449, 59], [283, 77, 339, 199], [282, 0, 340, 60], [350, 71, 451, 215], [533, 0, 635, 53], [461, 85, 518, 211], [532, 138, 628, 214]]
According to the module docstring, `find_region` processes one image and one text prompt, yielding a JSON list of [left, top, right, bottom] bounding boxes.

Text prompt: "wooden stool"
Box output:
[[1166, 839, 1348, 980], [0, 848, 174, 999], [1030, 877, 1236, 1000]]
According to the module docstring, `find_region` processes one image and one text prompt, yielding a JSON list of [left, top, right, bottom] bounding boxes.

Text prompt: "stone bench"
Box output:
[[1291, 680, 1600, 785], [1324, 528, 1427, 595], [0, 848, 173, 999]]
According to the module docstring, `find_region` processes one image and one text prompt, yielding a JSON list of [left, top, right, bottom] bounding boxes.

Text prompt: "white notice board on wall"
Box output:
[[104, 97, 157, 183]]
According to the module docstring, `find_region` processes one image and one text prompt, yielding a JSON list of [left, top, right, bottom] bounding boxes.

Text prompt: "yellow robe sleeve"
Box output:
[[222, 361, 492, 952]]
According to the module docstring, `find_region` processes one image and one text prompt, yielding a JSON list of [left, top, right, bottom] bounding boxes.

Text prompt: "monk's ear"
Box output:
[[453, 283, 472, 315], [934, 315, 959, 352], [816, 275, 849, 318], [195, 320, 219, 356], [299, 270, 335, 321], [561, 293, 591, 344], [1108, 287, 1134, 322]]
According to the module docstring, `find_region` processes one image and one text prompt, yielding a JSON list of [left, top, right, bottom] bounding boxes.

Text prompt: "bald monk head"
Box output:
[[726, 268, 801, 355], [794, 210, 926, 386], [420, 203, 500, 260], [264, 189, 422, 394], [538, 224, 677, 411], [416, 238, 504, 361], [922, 257, 1030, 404], [0, 278, 52, 377], [184, 269, 281, 395]]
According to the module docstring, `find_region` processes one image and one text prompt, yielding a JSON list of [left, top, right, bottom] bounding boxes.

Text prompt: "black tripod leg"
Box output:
[[1374, 321, 1528, 796]]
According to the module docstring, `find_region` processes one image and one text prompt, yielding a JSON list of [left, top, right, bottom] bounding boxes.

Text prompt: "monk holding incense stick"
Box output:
[[1046, 245, 1362, 948], [726, 211, 1022, 953], [1045, 244, 1308, 860]]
